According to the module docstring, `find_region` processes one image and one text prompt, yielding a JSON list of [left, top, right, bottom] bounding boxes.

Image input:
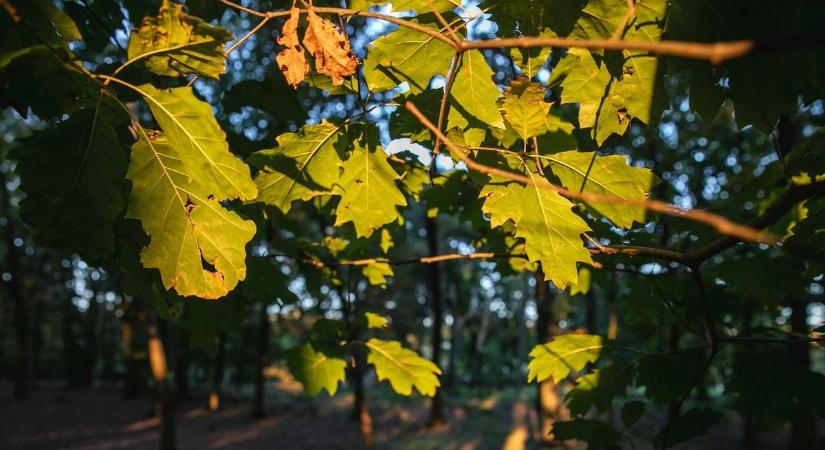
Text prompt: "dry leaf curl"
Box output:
[[276, 8, 310, 89], [303, 8, 358, 85]]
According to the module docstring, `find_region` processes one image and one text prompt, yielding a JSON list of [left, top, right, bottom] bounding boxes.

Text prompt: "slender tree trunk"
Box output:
[[741, 298, 757, 448], [175, 331, 190, 400], [31, 291, 45, 381], [342, 283, 374, 450], [121, 304, 141, 399], [425, 216, 445, 427], [666, 325, 681, 422], [82, 293, 99, 386], [147, 313, 175, 450], [352, 344, 374, 450], [788, 296, 816, 450], [606, 285, 618, 340], [585, 289, 597, 333], [251, 303, 270, 419], [1, 170, 29, 399], [535, 269, 562, 445], [208, 333, 227, 412]]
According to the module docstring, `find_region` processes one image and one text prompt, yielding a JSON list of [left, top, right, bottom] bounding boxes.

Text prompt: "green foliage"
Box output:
[[12, 97, 130, 259], [363, 23, 453, 94], [552, 419, 622, 450], [448, 50, 505, 130], [126, 0, 233, 78], [527, 334, 602, 383], [250, 122, 345, 213], [655, 408, 723, 448], [366, 338, 441, 396], [334, 134, 407, 237], [286, 342, 347, 396], [482, 181, 592, 287], [545, 151, 658, 228]]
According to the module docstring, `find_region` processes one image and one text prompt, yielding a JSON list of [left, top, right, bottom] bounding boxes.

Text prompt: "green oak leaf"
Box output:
[[333, 139, 407, 237], [500, 80, 551, 142], [286, 342, 347, 396], [136, 84, 257, 201], [126, 131, 255, 299], [12, 97, 129, 259], [249, 122, 345, 213], [510, 31, 553, 79], [366, 338, 441, 396], [545, 151, 658, 228], [547, 0, 667, 144], [527, 334, 602, 383], [127, 0, 233, 78], [481, 180, 592, 287], [363, 23, 454, 94], [448, 49, 505, 129]]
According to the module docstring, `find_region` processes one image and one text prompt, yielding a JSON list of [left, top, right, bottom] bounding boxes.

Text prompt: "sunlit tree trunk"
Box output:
[[535, 269, 563, 445], [425, 216, 446, 427], [788, 296, 816, 450], [251, 302, 270, 419], [208, 332, 227, 412], [1, 170, 29, 399], [147, 313, 175, 450]]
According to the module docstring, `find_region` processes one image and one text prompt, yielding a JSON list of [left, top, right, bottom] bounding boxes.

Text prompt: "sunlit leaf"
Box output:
[[366, 338, 441, 396]]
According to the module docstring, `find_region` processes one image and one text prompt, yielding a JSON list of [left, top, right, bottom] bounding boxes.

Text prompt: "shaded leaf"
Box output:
[[545, 151, 658, 228], [286, 342, 347, 396], [363, 23, 454, 94], [552, 419, 622, 450], [448, 49, 505, 129], [249, 122, 345, 212], [127, 0, 233, 78]]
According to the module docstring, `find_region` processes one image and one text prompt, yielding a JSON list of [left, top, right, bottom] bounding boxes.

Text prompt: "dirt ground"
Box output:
[[0, 382, 797, 450]]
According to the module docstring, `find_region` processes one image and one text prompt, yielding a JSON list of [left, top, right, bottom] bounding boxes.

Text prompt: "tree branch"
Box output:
[[405, 101, 776, 245]]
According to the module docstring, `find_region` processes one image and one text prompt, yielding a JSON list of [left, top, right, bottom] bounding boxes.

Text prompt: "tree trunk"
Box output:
[[251, 303, 270, 419], [534, 269, 562, 445], [147, 313, 175, 450], [342, 284, 374, 450], [208, 333, 227, 412], [788, 296, 816, 450], [81, 293, 99, 386], [121, 303, 142, 399], [1, 170, 29, 399], [175, 330, 190, 400], [425, 216, 445, 427]]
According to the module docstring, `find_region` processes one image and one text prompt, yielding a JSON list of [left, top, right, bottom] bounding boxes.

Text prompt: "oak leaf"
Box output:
[[303, 8, 358, 85], [275, 8, 309, 89]]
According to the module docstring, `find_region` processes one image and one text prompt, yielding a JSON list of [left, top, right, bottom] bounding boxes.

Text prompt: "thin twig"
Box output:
[[405, 101, 777, 245], [425, 0, 459, 43], [432, 53, 462, 156], [611, 0, 638, 41]]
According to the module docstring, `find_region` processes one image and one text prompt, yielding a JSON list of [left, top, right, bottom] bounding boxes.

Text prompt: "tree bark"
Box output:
[[535, 269, 562, 445], [1, 170, 29, 399], [251, 303, 270, 419], [208, 333, 227, 412], [788, 296, 816, 450], [425, 216, 445, 427], [147, 313, 175, 450], [175, 330, 190, 400], [121, 302, 142, 399]]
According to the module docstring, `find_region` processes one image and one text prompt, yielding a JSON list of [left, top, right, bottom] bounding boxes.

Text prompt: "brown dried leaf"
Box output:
[[303, 8, 358, 86], [276, 8, 309, 89]]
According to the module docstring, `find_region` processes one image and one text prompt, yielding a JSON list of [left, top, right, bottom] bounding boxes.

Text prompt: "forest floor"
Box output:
[[0, 378, 793, 450]]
